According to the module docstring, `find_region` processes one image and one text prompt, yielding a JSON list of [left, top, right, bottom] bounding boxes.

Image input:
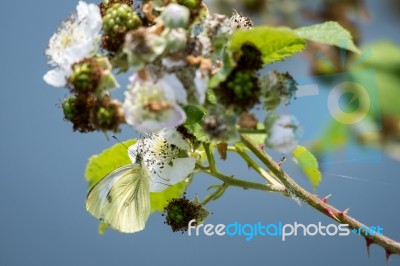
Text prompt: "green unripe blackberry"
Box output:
[[62, 95, 96, 133], [62, 97, 78, 121], [68, 59, 102, 93], [99, 0, 133, 17], [96, 107, 113, 125], [102, 3, 141, 36], [90, 96, 124, 132], [226, 71, 254, 99], [216, 69, 261, 112]]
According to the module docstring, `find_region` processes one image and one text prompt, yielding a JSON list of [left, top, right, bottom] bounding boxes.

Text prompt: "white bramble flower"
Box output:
[[266, 115, 301, 154], [123, 73, 187, 133], [44, 1, 102, 87], [128, 128, 196, 192], [124, 27, 167, 70]]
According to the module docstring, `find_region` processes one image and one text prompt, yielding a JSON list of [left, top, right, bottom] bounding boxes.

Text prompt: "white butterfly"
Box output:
[[85, 128, 196, 233], [86, 151, 151, 233]]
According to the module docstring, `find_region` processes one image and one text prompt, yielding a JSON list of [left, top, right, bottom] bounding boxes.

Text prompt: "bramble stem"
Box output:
[[203, 143, 217, 172], [201, 183, 229, 206], [240, 134, 400, 255], [234, 143, 284, 188], [196, 163, 285, 193]]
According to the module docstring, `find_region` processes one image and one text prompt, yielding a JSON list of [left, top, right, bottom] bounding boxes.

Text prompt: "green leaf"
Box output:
[[85, 140, 187, 213], [229, 26, 306, 64], [311, 120, 349, 155], [184, 105, 207, 125], [150, 181, 187, 212], [206, 89, 217, 104], [246, 133, 267, 145], [292, 146, 322, 189], [98, 222, 108, 235], [184, 123, 210, 143], [85, 140, 136, 189], [294, 21, 361, 54], [351, 41, 400, 116]]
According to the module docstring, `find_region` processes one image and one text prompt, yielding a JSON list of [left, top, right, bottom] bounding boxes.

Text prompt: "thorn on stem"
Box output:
[[365, 237, 373, 257], [339, 208, 350, 216], [258, 144, 265, 151], [320, 194, 332, 203], [324, 207, 340, 222], [277, 156, 287, 167], [386, 249, 392, 266]]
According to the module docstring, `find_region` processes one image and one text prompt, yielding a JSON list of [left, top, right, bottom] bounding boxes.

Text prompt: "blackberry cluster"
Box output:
[[62, 58, 124, 133], [215, 44, 263, 112], [163, 195, 206, 233], [100, 2, 142, 53]]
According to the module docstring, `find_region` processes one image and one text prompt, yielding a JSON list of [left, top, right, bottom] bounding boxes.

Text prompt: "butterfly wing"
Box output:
[[85, 164, 150, 233]]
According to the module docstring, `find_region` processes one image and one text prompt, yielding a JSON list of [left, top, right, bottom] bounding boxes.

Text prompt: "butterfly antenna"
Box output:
[[112, 135, 137, 157]]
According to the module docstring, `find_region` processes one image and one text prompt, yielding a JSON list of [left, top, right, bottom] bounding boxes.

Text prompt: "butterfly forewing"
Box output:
[[85, 163, 150, 233]]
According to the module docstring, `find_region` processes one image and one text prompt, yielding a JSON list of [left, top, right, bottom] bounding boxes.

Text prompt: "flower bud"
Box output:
[[165, 28, 187, 53], [265, 114, 301, 154], [68, 58, 102, 93], [160, 3, 190, 29]]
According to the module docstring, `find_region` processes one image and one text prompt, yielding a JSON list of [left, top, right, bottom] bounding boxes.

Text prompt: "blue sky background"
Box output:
[[0, 0, 399, 265]]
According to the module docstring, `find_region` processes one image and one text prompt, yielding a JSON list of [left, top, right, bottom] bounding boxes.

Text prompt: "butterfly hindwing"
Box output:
[[85, 164, 150, 233]]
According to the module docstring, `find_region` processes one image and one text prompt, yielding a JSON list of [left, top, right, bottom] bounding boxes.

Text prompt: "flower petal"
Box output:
[[134, 105, 186, 133], [194, 70, 208, 104], [149, 157, 195, 192], [43, 68, 68, 87], [160, 128, 190, 151], [266, 115, 300, 154], [161, 74, 187, 104]]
